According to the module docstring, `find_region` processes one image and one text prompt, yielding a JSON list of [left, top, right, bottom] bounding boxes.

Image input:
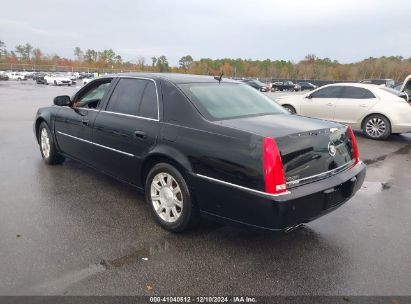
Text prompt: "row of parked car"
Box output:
[[241, 77, 407, 93], [240, 78, 318, 92], [0, 71, 96, 85]]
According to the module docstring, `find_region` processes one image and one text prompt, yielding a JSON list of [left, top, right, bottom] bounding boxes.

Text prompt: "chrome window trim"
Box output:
[[62, 76, 161, 120], [194, 173, 290, 198], [60, 106, 158, 121], [100, 110, 159, 122], [111, 76, 160, 121], [286, 159, 356, 187], [56, 131, 134, 157], [61, 106, 100, 112]]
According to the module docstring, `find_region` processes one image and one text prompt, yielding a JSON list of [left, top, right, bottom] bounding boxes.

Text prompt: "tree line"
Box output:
[[1, 41, 410, 81]]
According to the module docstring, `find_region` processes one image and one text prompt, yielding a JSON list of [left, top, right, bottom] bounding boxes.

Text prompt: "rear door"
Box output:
[[91, 77, 160, 186], [334, 86, 378, 124], [54, 78, 113, 164], [300, 86, 343, 120]]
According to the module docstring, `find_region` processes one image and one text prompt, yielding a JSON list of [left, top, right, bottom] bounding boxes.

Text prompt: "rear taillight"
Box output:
[[348, 126, 360, 164], [263, 137, 287, 195]]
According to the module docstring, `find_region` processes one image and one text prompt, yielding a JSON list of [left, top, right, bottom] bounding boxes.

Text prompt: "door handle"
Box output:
[[134, 130, 148, 140], [82, 119, 90, 126], [360, 104, 368, 107], [326, 103, 333, 106]]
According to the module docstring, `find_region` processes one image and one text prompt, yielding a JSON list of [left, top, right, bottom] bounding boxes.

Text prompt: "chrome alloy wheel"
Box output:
[[150, 172, 183, 223], [40, 128, 51, 158], [365, 117, 386, 138]]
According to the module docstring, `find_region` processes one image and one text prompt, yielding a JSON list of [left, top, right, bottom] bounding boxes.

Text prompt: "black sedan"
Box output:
[[35, 74, 48, 85], [297, 81, 318, 91], [241, 79, 270, 92], [34, 73, 366, 232]]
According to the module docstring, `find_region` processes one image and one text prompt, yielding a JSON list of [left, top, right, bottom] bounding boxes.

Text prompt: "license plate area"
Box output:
[[323, 177, 357, 210]]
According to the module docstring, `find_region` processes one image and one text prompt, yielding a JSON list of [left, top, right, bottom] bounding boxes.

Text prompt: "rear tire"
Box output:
[[38, 122, 65, 165], [282, 104, 296, 114], [145, 163, 198, 232], [362, 114, 391, 140]]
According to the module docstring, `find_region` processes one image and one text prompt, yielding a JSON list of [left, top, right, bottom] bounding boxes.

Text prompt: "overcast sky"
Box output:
[[1, 0, 410, 65]]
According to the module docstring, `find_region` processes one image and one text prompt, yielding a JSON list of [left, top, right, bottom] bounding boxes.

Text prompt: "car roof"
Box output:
[[325, 82, 383, 89], [106, 72, 240, 84]]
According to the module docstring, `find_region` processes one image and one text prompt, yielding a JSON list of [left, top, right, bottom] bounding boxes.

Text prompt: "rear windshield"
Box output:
[[180, 83, 287, 120]]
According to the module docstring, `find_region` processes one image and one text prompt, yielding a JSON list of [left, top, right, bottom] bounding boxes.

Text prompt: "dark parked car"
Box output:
[[271, 80, 297, 92], [241, 79, 270, 92], [297, 81, 318, 91], [0, 72, 9, 81], [35, 73, 48, 84], [34, 73, 366, 232]]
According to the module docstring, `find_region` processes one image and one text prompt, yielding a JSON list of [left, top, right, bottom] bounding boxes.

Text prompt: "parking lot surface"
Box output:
[[0, 81, 410, 295]]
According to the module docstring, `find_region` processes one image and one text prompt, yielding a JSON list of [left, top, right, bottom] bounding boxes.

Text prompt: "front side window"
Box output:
[[310, 86, 343, 98], [180, 83, 287, 120], [340, 86, 375, 99], [76, 80, 112, 108], [106, 78, 158, 119]]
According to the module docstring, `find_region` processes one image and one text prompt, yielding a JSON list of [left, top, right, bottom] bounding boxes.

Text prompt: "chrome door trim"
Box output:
[[56, 131, 134, 157]]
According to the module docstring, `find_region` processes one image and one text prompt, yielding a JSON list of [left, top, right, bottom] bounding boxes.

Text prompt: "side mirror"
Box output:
[[306, 94, 312, 99], [53, 95, 71, 106]]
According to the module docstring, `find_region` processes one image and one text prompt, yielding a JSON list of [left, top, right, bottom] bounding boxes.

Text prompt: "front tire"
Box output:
[[283, 104, 296, 114], [362, 114, 391, 140], [145, 163, 198, 232], [38, 122, 65, 165]]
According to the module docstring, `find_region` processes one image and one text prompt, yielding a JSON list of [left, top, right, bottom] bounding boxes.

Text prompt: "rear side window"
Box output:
[[341, 86, 375, 99], [311, 86, 343, 98], [106, 78, 158, 119], [139, 81, 158, 119]]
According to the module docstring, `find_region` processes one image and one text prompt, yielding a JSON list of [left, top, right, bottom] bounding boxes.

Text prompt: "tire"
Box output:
[[145, 163, 198, 232], [283, 104, 296, 114], [362, 114, 391, 140], [38, 122, 65, 165]]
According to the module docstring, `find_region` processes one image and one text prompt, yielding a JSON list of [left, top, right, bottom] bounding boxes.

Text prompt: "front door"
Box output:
[[92, 77, 160, 186], [334, 86, 378, 124], [300, 86, 344, 121], [54, 78, 113, 164]]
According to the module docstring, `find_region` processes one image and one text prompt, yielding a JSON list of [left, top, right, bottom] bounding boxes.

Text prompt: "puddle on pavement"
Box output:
[[100, 239, 170, 269], [23, 238, 170, 295], [393, 144, 411, 155], [363, 155, 386, 165], [26, 263, 106, 295], [363, 144, 411, 165], [360, 181, 392, 195]]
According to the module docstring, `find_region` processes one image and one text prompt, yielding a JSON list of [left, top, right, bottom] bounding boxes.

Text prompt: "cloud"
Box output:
[[0, 19, 78, 39], [0, 0, 410, 65]]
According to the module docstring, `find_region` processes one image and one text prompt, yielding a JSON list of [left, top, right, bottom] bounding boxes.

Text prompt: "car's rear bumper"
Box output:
[[191, 161, 366, 231]]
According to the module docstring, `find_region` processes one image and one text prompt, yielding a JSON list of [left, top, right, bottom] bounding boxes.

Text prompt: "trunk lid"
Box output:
[[219, 114, 355, 187]]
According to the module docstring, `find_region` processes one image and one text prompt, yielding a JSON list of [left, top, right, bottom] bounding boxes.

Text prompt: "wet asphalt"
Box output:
[[0, 81, 410, 296]]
